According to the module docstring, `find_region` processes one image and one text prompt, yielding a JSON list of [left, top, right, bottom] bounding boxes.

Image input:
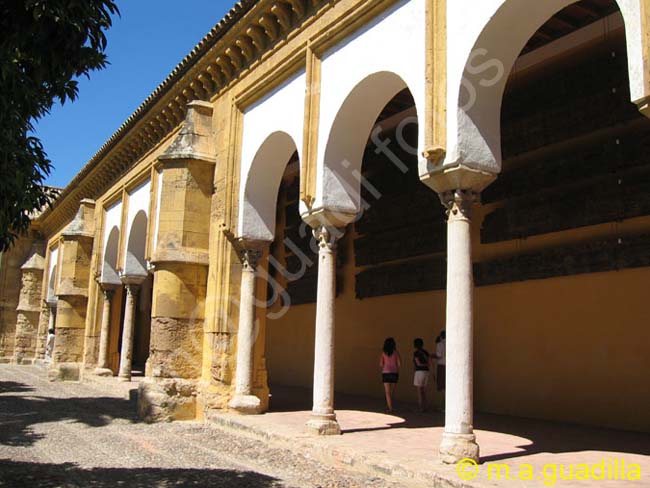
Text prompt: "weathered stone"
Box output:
[[137, 378, 197, 423], [148, 316, 203, 379], [48, 362, 82, 382], [52, 321, 86, 363]]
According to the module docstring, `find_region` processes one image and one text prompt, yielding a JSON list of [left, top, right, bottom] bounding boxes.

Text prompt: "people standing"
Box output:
[[434, 330, 446, 394], [379, 337, 401, 413], [412, 337, 430, 412], [45, 328, 55, 363]]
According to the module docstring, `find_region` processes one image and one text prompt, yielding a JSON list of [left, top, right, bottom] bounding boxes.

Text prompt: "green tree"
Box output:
[[0, 0, 119, 251]]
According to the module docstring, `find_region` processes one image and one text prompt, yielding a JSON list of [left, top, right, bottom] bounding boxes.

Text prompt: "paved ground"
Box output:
[[2, 365, 648, 488], [211, 385, 650, 488], [0, 365, 409, 488]]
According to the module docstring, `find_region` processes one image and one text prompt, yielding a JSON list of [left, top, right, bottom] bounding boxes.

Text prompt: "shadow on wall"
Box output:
[[0, 460, 285, 488], [0, 380, 139, 447]]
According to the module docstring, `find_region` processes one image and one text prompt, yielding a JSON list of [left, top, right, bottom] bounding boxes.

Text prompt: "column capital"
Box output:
[[312, 225, 344, 252], [440, 189, 478, 222], [101, 287, 115, 301], [119, 271, 147, 288], [123, 282, 141, 298], [237, 239, 268, 271]]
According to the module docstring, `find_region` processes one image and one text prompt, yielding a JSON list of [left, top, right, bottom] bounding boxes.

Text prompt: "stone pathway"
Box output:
[[2, 365, 648, 488], [0, 365, 413, 488]]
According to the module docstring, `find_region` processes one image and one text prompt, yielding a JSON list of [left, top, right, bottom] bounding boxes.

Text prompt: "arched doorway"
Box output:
[[123, 210, 152, 376]]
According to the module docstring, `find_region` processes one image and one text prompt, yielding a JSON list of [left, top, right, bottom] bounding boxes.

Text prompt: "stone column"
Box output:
[[439, 189, 480, 463], [13, 245, 45, 364], [94, 285, 115, 376], [306, 225, 342, 436], [229, 241, 266, 414], [49, 199, 95, 382], [118, 279, 143, 382]]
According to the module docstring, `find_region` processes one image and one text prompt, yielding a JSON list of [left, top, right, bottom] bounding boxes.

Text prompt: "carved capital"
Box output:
[[238, 239, 267, 271], [440, 189, 478, 222], [124, 283, 140, 300], [312, 225, 344, 252], [101, 287, 115, 302]]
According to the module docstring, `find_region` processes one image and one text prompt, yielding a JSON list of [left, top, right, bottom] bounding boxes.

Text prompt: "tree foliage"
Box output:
[[0, 0, 119, 251]]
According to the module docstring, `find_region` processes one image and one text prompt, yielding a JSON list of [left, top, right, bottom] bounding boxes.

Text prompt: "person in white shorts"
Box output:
[[412, 338, 431, 412]]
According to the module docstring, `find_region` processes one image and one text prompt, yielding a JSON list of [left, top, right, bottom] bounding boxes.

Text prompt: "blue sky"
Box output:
[[35, 1, 234, 189]]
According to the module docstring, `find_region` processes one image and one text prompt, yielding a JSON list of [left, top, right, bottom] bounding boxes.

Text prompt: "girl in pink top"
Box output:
[[379, 337, 401, 413]]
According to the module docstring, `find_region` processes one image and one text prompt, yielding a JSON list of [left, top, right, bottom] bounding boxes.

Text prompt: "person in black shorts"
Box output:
[[379, 337, 401, 412]]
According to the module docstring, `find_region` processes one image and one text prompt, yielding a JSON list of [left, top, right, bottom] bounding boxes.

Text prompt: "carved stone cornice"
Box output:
[[37, 0, 333, 237]]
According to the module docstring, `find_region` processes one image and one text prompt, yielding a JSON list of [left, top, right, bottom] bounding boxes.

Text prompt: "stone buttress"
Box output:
[[137, 101, 216, 422], [49, 199, 95, 381], [13, 242, 46, 364]]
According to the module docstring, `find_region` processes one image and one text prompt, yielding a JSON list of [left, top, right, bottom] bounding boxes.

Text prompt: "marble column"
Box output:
[[439, 189, 480, 463], [306, 225, 342, 435], [118, 278, 143, 382], [94, 285, 115, 376], [229, 241, 266, 414]]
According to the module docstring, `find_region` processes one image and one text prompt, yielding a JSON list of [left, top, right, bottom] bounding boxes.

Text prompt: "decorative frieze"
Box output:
[[37, 0, 331, 236]]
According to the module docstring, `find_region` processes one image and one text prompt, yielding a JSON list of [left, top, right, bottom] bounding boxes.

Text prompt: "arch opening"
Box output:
[[101, 227, 120, 286], [320, 71, 417, 216], [265, 83, 449, 415], [47, 265, 58, 303], [124, 211, 148, 279], [451, 0, 648, 173], [470, 0, 650, 433], [239, 131, 300, 242]]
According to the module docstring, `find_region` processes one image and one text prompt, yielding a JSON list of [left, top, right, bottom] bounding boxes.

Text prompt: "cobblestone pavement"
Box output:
[[0, 365, 411, 488]]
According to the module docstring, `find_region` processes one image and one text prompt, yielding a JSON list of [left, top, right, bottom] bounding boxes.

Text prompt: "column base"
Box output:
[[13, 356, 36, 365], [439, 432, 480, 464], [228, 394, 262, 415], [137, 378, 197, 423], [93, 367, 114, 377], [118, 374, 132, 382], [47, 362, 82, 382], [306, 414, 341, 436]]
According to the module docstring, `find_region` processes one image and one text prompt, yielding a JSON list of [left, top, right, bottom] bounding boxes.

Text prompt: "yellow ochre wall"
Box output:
[[266, 208, 650, 434]]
